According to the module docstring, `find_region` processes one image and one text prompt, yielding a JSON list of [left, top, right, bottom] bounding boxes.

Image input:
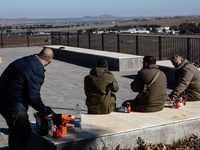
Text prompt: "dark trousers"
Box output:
[[122, 97, 140, 111], [0, 108, 31, 150]]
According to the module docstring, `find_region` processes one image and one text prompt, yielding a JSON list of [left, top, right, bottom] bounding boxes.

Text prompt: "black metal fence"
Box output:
[[51, 32, 200, 63], [1, 31, 200, 63], [0, 32, 51, 48]]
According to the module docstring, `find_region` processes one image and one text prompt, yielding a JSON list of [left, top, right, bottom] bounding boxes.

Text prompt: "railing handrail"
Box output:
[[1, 31, 200, 63]]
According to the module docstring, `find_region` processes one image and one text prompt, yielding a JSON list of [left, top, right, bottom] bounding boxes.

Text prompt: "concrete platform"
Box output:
[[29, 102, 200, 150], [0, 47, 200, 150], [45, 45, 144, 71]]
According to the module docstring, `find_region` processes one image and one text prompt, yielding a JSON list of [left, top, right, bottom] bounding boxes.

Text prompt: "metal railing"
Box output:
[[1, 31, 200, 63], [0, 32, 51, 48], [51, 32, 200, 63]]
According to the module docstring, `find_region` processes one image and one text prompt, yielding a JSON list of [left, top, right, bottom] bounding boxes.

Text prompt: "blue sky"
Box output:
[[0, 0, 199, 18]]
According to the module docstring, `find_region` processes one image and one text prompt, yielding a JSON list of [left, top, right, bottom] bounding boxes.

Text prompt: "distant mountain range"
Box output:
[[82, 15, 124, 19], [0, 15, 199, 25], [0, 15, 145, 25]]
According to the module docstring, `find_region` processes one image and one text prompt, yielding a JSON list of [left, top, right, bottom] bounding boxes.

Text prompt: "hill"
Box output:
[[0, 15, 199, 26], [1, 15, 200, 34]]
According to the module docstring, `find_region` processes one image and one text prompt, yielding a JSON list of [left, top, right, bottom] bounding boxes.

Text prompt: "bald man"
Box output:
[[0, 48, 54, 150]]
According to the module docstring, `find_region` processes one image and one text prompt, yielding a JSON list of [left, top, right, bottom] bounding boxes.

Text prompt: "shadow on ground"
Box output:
[[51, 107, 87, 112], [122, 74, 137, 79], [0, 147, 9, 150]]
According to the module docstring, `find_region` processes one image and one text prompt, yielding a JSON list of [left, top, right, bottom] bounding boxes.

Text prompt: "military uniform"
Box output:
[[123, 64, 167, 112], [170, 59, 200, 101], [84, 67, 119, 114]]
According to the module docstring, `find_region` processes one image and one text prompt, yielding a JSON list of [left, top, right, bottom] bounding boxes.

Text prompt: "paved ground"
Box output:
[[0, 46, 173, 149]]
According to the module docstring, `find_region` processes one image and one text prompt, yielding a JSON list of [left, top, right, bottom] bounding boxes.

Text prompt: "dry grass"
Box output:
[[102, 134, 200, 150]]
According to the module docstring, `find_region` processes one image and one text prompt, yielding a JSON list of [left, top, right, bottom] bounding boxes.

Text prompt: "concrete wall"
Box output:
[[158, 65, 176, 88], [47, 46, 143, 71], [28, 117, 200, 150]]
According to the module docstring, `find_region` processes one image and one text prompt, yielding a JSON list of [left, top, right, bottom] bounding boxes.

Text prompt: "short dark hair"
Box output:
[[143, 56, 156, 65], [96, 59, 108, 68], [171, 55, 183, 62]]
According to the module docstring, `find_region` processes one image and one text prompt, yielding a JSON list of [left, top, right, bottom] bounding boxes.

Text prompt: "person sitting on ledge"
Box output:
[[84, 59, 119, 114], [122, 56, 167, 112], [169, 55, 200, 101]]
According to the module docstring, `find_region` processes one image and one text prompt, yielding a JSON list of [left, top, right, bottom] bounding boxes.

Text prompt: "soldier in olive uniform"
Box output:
[[84, 59, 119, 114], [169, 55, 200, 101], [122, 56, 167, 112]]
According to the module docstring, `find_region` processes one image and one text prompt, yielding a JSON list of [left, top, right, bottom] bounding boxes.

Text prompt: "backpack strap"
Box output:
[[148, 70, 160, 88]]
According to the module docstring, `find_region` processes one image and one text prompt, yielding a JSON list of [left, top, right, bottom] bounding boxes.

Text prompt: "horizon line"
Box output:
[[0, 15, 200, 20]]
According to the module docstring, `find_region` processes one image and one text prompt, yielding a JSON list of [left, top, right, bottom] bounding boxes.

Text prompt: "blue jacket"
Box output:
[[0, 55, 46, 112]]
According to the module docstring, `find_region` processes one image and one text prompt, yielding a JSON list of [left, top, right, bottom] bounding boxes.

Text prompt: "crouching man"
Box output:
[[169, 55, 200, 101]]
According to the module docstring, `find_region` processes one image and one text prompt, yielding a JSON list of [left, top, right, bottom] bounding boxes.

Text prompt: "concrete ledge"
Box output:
[[45, 45, 199, 88], [44, 45, 144, 71], [45, 46, 176, 87], [28, 101, 200, 150], [44, 46, 200, 87], [44, 45, 177, 87]]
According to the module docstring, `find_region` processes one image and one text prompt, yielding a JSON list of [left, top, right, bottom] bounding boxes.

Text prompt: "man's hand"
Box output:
[[168, 94, 175, 101], [109, 81, 117, 91], [42, 106, 54, 118]]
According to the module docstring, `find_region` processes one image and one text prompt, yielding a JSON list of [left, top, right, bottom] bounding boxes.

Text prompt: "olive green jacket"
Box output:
[[131, 64, 167, 112], [171, 59, 200, 101], [84, 67, 119, 114]]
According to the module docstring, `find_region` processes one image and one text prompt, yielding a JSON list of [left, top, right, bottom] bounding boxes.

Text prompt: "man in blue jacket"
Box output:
[[0, 47, 54, 150]]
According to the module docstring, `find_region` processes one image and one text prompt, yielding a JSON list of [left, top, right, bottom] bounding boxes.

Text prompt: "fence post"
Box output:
[[51, 31, 56, 45], [102, 33, 104, 51], [26, 32, 30, 47], [88, 33, 91, 49], [136, 35, 139, 55], [159, 36, 162, 60], [1, 33, 3, 48], [187, 37, 191, 61], [77, 32, 79, 47], [51, 32, 53, 45], [58, 32, 61, 45], [67, 32, 69, 46], [117, 34, 120, 53]]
